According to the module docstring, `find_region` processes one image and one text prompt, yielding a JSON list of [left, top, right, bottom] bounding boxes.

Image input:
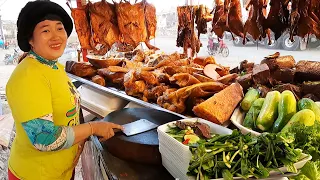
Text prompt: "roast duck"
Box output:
[[66, 52, 243, 125], [208, 0, 320, 44], [68, 0, 158, 55]]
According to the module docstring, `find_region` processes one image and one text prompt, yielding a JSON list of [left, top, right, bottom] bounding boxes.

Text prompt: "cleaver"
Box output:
[[117, 119, 159, 136]]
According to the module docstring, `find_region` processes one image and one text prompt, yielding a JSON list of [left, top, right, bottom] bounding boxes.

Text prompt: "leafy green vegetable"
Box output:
[[222, 169, 233, 180], [280, 121, 320, 161], [187, 131, 302, 179], [291, 161, 320, 180], [300, 161, 320, 180]]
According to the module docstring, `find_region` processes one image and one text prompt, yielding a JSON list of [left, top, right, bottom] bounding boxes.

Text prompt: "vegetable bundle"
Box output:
[[187, 130, 303, 180]]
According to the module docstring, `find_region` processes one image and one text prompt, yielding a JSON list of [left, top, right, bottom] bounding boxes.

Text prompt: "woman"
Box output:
[[6, 1, 123, 179]]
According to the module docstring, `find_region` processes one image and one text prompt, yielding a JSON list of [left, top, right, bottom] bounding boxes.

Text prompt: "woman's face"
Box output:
[[29, 20, 67, 60]]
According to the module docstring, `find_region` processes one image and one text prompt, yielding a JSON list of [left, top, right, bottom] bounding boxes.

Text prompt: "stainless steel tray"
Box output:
[[67, 73, 187, 119]]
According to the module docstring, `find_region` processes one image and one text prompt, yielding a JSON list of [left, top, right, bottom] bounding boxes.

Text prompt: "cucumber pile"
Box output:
[[241, 89, 320, 133]]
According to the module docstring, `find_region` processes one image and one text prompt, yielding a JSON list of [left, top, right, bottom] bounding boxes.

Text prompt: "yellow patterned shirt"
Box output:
[[6, 55, 81, 180]]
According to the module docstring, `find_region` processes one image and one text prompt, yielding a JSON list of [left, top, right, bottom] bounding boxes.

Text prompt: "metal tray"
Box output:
[[67, 73, 187, 119]]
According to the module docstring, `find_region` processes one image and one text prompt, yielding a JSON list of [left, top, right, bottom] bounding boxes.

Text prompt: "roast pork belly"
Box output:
[[252, 64, 270, 85], [295, 61, 320, 82], [271, 68, 295, 83], [236, 73, 253, 92], [254, 85, 271, 98], [303, 94, 320, 102], [193, 83, 243, 125], [301, 81, 320, 99], [261, 55, 295, 71], [240, 60, 254, 73], [273, 84, 302, 100]]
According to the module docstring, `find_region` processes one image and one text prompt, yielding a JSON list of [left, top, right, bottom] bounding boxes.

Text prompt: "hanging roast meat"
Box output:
[[227, 0, 245, 39], [211, 0, 225, 38], [310, 0, 320, 24], [145, 2, 157, 40], [213, 0, 230, 38], [176, 6, 201, 57], [266, 0, 290, 40], [89, 0, 120, 55], [68, 4, 92, 50], [243, 0, 270, 44], [195, 5, 212, 38], [116, 1, 148, 48], [290, 0, 320, 40], [243, 0, 261, 43]]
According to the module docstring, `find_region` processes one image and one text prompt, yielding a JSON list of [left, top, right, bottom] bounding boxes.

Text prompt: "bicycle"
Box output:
[[207, 38, 229, 57]]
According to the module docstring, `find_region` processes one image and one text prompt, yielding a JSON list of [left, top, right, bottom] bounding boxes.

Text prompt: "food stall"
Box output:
[[66, 0, 320, 179]]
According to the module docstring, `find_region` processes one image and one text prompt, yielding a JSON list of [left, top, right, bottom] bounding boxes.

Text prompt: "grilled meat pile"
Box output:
[[232, 51, 320, 102], [68, 0, 158, 55], [66, 52, 244, 125]]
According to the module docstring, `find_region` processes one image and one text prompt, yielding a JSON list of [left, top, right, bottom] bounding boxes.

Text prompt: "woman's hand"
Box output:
[[90, 121, 123, 142]]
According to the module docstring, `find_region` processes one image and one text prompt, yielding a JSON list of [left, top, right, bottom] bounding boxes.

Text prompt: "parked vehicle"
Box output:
[[207, 37, 229, 57], [4, 48, 21, 65]]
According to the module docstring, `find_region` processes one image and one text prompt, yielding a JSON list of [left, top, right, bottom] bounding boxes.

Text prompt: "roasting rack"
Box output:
[[67, 73, 187, 119]]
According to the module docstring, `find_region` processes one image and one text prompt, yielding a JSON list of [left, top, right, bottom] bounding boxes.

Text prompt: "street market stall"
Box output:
[[67, 0, 320, 179]]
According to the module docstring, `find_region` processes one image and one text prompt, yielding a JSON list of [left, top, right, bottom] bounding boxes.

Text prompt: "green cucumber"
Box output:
[[256, 91, 281, 131], [272, 90, 297, 133], [281, 109, 315, 133], [243, 98, 265, 129], [298, 98, 320, 121], [240, 88, 260, 111], [316, 102, 320, 109]]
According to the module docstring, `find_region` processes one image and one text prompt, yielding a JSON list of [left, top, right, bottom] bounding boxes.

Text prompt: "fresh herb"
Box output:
[[187, 130, 302, 179], [281, 121, 320, 179]]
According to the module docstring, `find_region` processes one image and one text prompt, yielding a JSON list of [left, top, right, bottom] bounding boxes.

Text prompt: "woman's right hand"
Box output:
[[90, 121, 124, 142]]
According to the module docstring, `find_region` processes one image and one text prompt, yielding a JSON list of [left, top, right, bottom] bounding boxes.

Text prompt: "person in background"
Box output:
[[0, 38, 4, 49], [6, 1, 123, 180]]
